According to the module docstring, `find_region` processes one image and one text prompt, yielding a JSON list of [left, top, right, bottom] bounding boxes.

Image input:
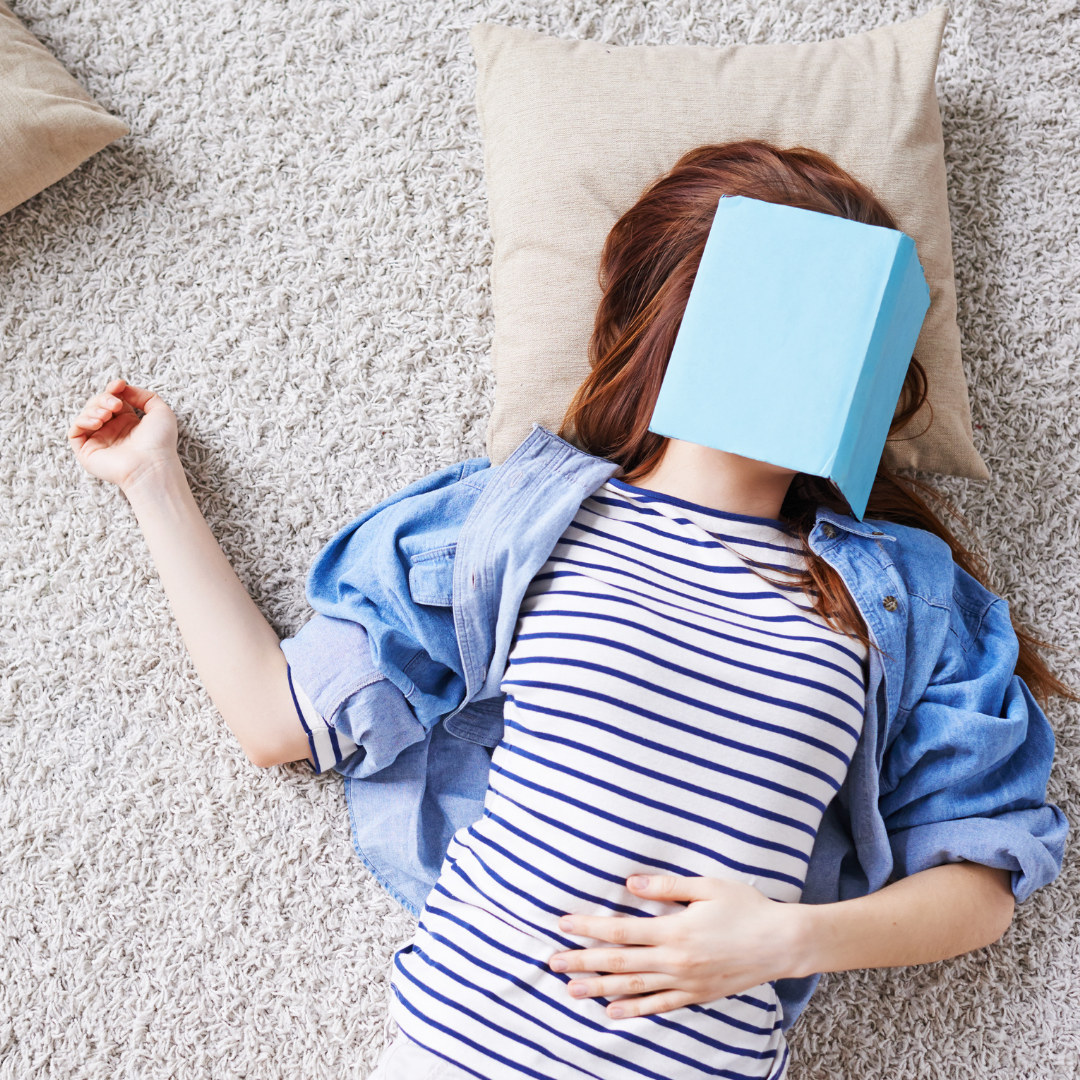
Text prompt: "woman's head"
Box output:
[[563, 140, 1071, 704], [562, 140, 927, 484]]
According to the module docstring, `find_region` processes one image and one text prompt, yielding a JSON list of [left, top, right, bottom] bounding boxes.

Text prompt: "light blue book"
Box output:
[[648, 195, 931, 520]]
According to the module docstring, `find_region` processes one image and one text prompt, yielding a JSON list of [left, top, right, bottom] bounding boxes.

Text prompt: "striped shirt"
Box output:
[[288, 670, 359, 773], [391, 480, 867, 1079]]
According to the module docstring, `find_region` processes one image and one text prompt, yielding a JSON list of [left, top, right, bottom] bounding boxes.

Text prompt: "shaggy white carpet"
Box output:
[[1, 0, 1079, 1077]]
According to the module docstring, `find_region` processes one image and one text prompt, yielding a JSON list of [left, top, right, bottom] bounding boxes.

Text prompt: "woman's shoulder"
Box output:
[[307, 457, 493, 594]]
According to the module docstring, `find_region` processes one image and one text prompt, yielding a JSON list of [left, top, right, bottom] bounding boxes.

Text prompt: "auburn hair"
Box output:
[[561, 140, 1072, 705]]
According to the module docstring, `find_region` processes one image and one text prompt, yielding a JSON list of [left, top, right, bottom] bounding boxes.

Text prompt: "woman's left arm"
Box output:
[[550, 863, 1014, 1019], [553, 569, 1069, 1020]]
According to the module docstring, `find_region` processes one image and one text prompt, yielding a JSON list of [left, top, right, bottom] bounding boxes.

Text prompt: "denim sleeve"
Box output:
[[304, 458, 490, 729], [878, 593, 1067, 902], [282, 613, 494, 914], [280, 613, 428, 779]]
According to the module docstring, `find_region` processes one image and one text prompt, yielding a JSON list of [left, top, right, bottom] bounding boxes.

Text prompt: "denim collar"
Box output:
[[452, 429, 901, 714], [814, 505, 897, 542], [452, 426, 619, 706]]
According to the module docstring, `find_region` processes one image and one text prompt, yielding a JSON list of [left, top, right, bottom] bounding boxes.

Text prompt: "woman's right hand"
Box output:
[[68, 379, 179, 493]]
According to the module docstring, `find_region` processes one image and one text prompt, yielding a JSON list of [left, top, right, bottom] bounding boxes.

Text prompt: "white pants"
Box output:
[[369, 1036, 476, 1079]]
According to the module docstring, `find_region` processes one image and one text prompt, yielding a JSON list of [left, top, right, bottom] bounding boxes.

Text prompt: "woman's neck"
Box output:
[[626, 438, 797, 521]]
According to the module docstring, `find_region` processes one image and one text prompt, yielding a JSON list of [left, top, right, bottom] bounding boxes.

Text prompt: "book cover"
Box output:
[[648, 195, 931, 520]]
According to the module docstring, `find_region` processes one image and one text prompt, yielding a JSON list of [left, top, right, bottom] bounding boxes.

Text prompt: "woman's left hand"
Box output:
[[550, 863, 1015, 1021], [548, 875, 808, 1020]]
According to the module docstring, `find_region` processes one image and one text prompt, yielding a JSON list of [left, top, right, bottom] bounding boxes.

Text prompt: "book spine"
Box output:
[[832, 236, 926, 519]]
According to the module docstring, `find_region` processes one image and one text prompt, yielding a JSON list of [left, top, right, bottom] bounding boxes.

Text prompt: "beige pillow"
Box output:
[[0, 0, 128, 216], [472, 9, 988, 480]]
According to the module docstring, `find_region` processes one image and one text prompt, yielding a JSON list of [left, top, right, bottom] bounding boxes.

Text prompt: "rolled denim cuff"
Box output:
[[281, 614, 428, 779], [888, 804, 1068, 903]]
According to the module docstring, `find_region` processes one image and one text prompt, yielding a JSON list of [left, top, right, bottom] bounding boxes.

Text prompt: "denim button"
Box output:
[[883, 595, 898, 612], [821, 523, 837, 539]]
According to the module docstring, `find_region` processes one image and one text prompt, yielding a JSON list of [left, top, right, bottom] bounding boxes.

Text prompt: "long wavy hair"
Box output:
[[561, 140, 1072, 704]]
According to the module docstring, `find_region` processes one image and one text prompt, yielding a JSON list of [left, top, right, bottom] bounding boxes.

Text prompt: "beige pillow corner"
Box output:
[[0, 0, 129, 217], [472, 9, 989, 482]]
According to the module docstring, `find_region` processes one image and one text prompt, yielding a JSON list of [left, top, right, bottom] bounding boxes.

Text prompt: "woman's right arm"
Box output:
[[69, 379, 311, 768]]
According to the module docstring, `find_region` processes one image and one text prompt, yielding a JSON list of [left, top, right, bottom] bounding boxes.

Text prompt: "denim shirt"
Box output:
[[281, 426, 1067, 1029]]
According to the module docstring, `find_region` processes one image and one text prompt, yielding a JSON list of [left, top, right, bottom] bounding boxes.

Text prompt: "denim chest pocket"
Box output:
[[407, 545, 456, 607]]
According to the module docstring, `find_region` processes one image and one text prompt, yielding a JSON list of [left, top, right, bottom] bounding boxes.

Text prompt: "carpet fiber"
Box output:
[[2, 1, 1078, 1077]]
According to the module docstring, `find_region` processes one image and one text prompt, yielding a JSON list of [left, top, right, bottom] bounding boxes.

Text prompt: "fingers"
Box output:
[[550, 946, 676, 975], [562, 971, 699, 1018], [566, 970, 674, 1003], [607, 989, 696, 1020], [625, 874, 724, 904], [556, 876, 718, 942], [117, 383, 160, 413], [66, 379, 160, 442], [558, 913, 663, 946], [67, 388, 127, 439]]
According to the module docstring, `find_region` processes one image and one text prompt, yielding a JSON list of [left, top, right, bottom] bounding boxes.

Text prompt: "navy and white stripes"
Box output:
[[287, 666, 358, 773], [392, 481, 866, 1078]]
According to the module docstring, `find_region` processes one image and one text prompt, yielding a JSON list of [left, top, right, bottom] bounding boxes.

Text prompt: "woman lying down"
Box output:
[[69, 142, 1069, 1080]]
